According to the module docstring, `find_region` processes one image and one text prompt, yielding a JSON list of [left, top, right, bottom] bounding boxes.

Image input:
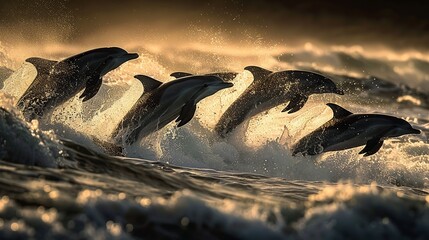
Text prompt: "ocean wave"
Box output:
[[0, 162, 427, 240], [0, 93, 64, 167]]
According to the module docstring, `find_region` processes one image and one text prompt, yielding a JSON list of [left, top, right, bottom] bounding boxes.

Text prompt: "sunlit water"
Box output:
[[0, 41, 428, 239]]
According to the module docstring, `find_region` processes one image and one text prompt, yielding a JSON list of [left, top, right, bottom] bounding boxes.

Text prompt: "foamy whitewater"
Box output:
[[0, 41, 428, 239]]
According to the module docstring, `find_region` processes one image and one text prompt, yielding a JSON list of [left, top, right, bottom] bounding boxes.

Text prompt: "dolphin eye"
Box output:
[[204, 84, 209, 87]]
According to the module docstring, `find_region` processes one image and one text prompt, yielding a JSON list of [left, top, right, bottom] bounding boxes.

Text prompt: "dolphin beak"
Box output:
[[410, 128, 421, 134], [221, 82, 234, 89], [127, 53, 139, 60]]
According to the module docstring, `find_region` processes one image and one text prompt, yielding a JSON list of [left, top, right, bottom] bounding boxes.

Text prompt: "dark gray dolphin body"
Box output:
[[292, 103, 421, 156], [170, 71, 238, 82], [112, 75, 233, 145], [17, 47, 139, 121], [215, 66, 344, 138]]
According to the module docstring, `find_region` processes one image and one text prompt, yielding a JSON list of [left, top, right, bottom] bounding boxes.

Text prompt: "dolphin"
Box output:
[[170, 71, 238, 82], [292, 103, 421, 156], [16, 47, 139, 121], [214, 66, 344, 137], [112, 74, 233, 145]]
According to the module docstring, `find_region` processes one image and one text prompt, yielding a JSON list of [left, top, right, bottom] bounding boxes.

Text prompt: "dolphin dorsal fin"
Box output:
[[326, 103, 353, 119], [244, 66, 272, 83], [134, 75, 163, 92], [170, 72, 193, 78], [25, 57, 57, 75]]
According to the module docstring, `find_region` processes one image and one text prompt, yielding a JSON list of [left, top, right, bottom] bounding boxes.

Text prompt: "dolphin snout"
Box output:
[[218, 82, 234, 89], [126, 53, 139, 60], [410, 128, 421, 134]]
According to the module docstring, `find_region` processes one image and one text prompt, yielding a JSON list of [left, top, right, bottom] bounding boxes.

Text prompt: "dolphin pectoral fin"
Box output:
[[176, 103, 197, 127], [282, 95, 308, 113], [326, 103, 353, 119], [170, 72, 193, 78], [25, 57, 57, 76], [134, 75, 163, 92], [79, 55, 114, 102], [359, 139, 384, 156], [363, 140, 384, 156], [80, 76, 103, 102]]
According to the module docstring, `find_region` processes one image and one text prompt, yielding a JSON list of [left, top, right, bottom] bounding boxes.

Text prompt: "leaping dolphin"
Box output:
[[214, 66, 344, 137], [112, 74, 233, 145], [292, 103, 421, 156], [17, 47, 139, 121]]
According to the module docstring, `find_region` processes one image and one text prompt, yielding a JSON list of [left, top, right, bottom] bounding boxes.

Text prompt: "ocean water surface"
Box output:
[[0, 41, 428, 239]]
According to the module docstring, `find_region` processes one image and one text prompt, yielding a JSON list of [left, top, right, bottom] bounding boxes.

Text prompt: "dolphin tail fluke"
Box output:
[[282, 95, 309, 113], [359, 138, 384, 156], [176, 103, 197, 127], [25, 57, 57, 76], [170, 72, 193, 78], [244, 66, 272, 82]]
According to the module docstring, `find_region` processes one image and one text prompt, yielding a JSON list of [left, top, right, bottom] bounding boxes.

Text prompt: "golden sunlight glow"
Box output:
[[0, 196, 10, 212], [106, 220, 122, 236], [139, 198, 152, 207]]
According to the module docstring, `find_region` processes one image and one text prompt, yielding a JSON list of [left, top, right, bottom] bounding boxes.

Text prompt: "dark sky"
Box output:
[[1, 0, 429, 51]]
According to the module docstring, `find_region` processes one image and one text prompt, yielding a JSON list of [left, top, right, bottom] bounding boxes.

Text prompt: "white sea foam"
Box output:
[[0, 93, 64, 167]]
